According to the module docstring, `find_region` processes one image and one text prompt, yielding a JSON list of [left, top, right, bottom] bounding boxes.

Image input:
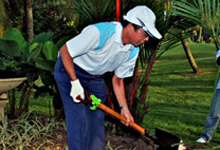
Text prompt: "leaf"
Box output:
[[27, 44, 42, 63], [29, 43, 40, 53], [0, 39, 20, 57], [1, 28, 27, 52], [73, 0, 115, 27], [42, 41, 58, 61], [35, 58, 55, 73], [31, 32, 54, 44]]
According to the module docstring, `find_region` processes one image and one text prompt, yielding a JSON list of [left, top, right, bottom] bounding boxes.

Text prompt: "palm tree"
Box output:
[[172, 0, 220, 50], [23, 0, 34, 42], [161, 0, 201, 73], [182, 39, 201, 73], [70, 0, 116, 29]]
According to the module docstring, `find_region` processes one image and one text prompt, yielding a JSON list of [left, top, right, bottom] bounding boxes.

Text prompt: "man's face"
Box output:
[[127, 24, 150, 46]]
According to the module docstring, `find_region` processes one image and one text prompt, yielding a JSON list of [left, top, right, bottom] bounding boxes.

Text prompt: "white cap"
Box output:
[[123, 5, 162, 40]]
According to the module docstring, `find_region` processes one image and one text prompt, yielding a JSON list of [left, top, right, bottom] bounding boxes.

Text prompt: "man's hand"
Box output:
[[121, 106, 134, 126], [70, 79, 84, 103], [112, 75, 134, 125]]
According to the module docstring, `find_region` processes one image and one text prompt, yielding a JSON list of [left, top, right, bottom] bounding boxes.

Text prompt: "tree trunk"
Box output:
[[196, 27, 203, 43], [0, 0, 7, 29], [23, 0, 33, 42], [181, 40, 201, 73]]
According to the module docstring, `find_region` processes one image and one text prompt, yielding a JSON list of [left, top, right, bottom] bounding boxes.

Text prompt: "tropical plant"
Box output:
[[160, 2, 202, 73], [0, 29, 29, 78], [172, 0, 220, 50], [0, 28, 59, 116], [69, 0, 116, 30]]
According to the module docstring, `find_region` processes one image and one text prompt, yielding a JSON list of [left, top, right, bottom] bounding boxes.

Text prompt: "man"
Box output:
[[196, 49, 220, 143], [54, 5, 162, 150]]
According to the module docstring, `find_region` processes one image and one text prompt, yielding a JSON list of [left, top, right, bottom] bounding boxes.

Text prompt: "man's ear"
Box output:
[[127, 23, 133, 30]]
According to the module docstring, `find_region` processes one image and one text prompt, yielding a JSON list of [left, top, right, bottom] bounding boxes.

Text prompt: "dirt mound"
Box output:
[[106, 133, 154, 150]]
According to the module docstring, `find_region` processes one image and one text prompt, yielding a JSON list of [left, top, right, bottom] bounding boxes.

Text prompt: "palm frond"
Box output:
[[72, 0, 115, 28], [172, 0, 220, 49]]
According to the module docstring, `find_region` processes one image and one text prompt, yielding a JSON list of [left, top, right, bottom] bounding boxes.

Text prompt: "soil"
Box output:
[[45, 125, 208, 150], [105, 133, 154, 150], [45, 126, 155, 150]]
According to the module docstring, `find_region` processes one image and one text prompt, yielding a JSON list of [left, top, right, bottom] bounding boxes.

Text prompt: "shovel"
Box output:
[[76, 95, 182, 150]]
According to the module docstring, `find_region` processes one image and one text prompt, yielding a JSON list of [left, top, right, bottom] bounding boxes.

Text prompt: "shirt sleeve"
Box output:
[[115, 47, 140, 78], [66, 25, 99, 58]]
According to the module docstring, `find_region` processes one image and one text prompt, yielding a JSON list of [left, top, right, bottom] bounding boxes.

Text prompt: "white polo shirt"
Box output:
[[216, 49, 220, 89], [66, 22, 139, 78]]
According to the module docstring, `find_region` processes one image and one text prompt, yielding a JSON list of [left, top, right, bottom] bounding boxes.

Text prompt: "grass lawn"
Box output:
[[144, 42, 220, 146]]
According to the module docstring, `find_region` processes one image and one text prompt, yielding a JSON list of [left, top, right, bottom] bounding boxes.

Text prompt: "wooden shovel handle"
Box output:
[[76, 95, 146, 135], [98, 103, 145, 135]]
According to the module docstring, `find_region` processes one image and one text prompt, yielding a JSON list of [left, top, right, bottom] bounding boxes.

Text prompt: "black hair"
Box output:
[[121, 18, 142, 30], [121, 18, 130, 27]]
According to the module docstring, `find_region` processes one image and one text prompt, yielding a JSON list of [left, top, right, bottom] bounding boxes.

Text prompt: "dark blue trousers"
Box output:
[[54, 57, 107, 150]]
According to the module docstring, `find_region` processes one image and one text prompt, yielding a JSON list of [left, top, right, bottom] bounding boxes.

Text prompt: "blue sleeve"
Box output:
[[93, 22, 116, 50]]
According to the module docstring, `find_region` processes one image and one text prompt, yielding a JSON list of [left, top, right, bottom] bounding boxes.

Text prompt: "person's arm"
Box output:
[[59, 25, 100, 102], [60, 44, 77, 81], [112, 74, 134, 125], [59, 44, 84, 103]]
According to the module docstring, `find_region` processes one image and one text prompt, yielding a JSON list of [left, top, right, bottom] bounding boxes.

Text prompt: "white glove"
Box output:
[[70, 79, 84, 103]]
